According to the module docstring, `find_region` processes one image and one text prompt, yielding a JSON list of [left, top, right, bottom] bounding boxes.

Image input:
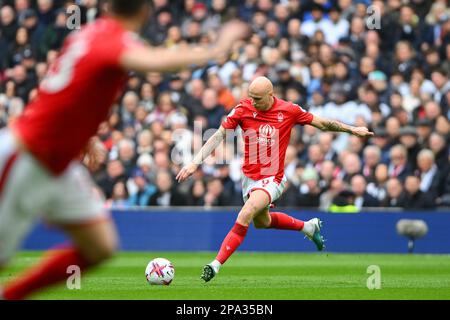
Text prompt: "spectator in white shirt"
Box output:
[[322, 6, 349, 46], [301, 3, 330, 39]]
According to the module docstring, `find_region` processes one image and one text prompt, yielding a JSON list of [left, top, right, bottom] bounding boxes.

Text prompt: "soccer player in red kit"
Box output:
[[177, 77, 374, 282], [0, 0, 248, 299]]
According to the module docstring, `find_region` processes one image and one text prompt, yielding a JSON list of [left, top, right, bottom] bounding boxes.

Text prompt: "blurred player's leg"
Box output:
[[62, 219, 118, 264], [201, 190, 270, 282], [0, 130, 42, 285], [2, 219, 117, 300], [1, 158, 117, 300]]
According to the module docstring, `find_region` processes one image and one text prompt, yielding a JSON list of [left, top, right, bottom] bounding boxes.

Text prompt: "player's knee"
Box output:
[[82, 235, 118, 264], [99, 234, 118, 260], [253, 220, 268, 229], [238, 207, 258, 225], [253, 219, 270, 229]]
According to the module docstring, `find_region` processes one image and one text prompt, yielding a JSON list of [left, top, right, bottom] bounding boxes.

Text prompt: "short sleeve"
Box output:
[[292, 103, 313, 125], [222, 104, 244, 130]]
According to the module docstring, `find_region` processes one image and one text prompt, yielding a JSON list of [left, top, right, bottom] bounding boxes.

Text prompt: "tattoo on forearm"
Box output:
[[192, 129, 225, 165], [321, 120, 351, 133]]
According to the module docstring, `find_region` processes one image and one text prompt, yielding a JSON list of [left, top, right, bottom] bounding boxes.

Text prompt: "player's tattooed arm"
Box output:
[[310, 115, 374, 138], [191, 126, 226, 165], [176, 126, 226, 182], [314, 119, 353, 133]]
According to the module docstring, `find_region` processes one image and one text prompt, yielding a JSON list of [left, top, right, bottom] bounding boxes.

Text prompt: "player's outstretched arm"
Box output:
[[176, 126, 226, 182], [120, 20, 249, 73], [309, 115, 374, 138]]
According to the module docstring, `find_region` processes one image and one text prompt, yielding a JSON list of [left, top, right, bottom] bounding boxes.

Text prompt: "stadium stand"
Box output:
[[1, 0, 449, 210]]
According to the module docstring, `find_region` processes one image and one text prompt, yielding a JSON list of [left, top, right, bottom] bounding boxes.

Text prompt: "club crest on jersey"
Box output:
[[253, 112, 257, 118], [258, 124, 276, 146], [277, 112, 284, 122]]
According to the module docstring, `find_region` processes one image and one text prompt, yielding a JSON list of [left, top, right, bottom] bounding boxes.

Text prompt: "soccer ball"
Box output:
[[145, 258, 175, 285]]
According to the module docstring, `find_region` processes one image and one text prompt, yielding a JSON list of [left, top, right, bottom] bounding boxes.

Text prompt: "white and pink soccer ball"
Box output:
[[145, 258, 175, 285]]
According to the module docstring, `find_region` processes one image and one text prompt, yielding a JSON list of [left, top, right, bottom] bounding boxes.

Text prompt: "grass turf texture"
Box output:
[[1, 251, 450, 300]]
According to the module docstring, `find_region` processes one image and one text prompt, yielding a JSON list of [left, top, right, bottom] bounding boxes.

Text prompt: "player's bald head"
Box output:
[[249, 77, 273, 96], [248, 77, 274, 111]]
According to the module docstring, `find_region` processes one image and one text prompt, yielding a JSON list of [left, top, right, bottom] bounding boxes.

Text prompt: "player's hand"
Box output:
[[351, 127, 374, 138], [83, 137, 106, 172], [176, 162, 199, 183], [214, 20, 250, 57]]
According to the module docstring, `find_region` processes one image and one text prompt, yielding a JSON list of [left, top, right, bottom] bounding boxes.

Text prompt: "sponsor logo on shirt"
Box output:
[[258, 124, 276, 146]]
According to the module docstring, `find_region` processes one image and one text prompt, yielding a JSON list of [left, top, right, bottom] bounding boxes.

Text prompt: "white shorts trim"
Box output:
[[241, 175, 287, 204]]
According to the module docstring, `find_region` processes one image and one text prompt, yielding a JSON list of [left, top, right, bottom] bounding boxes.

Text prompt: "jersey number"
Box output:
[[41, 34, 88, 93]]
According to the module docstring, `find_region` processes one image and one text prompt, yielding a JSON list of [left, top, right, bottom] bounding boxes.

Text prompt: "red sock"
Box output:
[[3, 246, 92, 300], [269, 212, 304, 231], [215, 222, 248, 264]]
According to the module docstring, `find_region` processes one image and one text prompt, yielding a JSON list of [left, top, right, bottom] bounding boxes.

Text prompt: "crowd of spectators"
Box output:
[[1, 0, 449, 210]]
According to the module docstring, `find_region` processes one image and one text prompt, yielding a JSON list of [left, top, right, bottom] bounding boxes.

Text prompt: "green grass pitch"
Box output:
[[1, 251, 450, 300]]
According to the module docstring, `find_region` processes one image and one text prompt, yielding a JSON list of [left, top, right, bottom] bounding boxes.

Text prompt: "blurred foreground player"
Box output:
[[0, 0, 248, 299], [177, 77, 374, 282]]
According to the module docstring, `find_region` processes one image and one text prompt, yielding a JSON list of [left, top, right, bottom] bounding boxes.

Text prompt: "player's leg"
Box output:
[[0, 176, 37, 299], [2, 162, 117, 300], [2, 219, 117, 300], [201, 189, 270, 282], [0, 130, 43, 298], [253, 209, 325, 251], [253, 208, 306, 232], [252, 176, 325, 250]]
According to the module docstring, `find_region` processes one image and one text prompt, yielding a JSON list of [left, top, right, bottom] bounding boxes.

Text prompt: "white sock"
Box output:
[[210, 259, 221, 273], [301, 220, 315, 236]]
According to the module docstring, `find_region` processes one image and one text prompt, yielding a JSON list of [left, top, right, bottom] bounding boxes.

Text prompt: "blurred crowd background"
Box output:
[[0, 0, 449, 211]]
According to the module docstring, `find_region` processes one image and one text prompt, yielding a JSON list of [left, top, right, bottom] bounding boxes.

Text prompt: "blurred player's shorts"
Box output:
[[0, 129, 108, 264], [242, 175, 287, 205]]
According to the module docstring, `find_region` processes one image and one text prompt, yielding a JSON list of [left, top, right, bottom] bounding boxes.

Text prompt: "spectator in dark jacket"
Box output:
[[187, 179, 206, 206], [382, 178, 407, 207], [202, 177, 231, 207], [404, 175, 435, 209], [97, 159, 126, 199], [275, 180, 300, 207], [399, 126, 421, 172], [297, 168, 321, 207], [148, 170, 185, 206], [201, 88, 226, 130], [351, 174, 379, 209], [388, 144, 412, 182], [429, 132, 449, 173], [0, 5, 18, 44], [416, 149, 445, 199]]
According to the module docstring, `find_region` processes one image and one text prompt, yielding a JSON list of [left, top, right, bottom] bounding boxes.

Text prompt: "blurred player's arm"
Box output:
[[176, 126, 226, 182], [120, 20, 249, 73], [310, 115, 374, 138]]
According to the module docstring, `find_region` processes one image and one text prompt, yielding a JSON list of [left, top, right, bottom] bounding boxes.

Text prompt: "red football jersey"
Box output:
[[13, 17, 141, 175], [222, 97, 313, 183]]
